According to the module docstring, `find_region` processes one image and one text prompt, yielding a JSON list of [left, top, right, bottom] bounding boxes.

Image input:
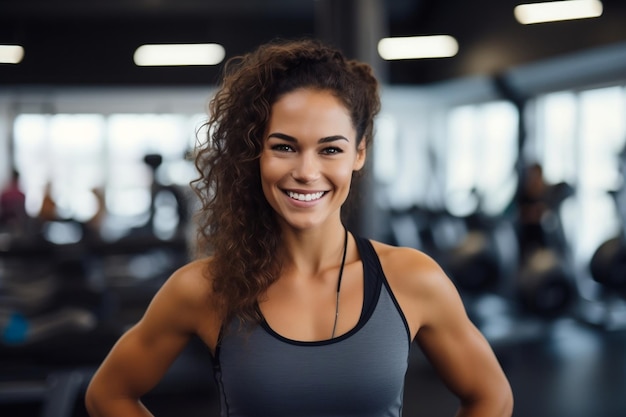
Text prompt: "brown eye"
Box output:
[[271, 144, 294, 152], [321, 147, 342, 155]]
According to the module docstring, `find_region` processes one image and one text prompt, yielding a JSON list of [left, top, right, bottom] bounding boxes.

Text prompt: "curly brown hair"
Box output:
[[192, 38, 381, 325]]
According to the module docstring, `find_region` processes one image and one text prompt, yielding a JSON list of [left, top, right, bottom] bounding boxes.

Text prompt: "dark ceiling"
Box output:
[[1, 0, 626, 87]]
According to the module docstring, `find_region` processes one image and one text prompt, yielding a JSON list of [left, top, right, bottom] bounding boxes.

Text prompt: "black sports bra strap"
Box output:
[[353, 235, 382, 322]]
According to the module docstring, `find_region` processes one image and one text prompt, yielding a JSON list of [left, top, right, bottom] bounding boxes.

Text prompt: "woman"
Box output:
[[85, 38, 513, 417]]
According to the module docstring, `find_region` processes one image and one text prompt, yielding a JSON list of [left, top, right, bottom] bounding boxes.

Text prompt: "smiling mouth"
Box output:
[[285, 191, 326, 202]]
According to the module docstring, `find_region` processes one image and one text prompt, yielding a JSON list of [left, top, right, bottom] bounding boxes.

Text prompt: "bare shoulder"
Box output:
[[144, 257, 219, 331], [161, 257, 215, 304], [370, 240, 449, 294]]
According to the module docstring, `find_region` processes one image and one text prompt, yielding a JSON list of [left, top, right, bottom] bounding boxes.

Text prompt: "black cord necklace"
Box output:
[[331, 227, 348, 339]]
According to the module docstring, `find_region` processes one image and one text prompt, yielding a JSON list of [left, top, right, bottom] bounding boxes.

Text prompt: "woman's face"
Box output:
[[259, 88, 366, 231]]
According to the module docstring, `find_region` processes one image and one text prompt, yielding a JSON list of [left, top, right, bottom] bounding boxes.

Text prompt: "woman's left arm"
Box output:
[[381, 245, 514, 417]]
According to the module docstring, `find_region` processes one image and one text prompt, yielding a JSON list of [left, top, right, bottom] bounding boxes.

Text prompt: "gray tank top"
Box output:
[[212, 236, 411, 417]]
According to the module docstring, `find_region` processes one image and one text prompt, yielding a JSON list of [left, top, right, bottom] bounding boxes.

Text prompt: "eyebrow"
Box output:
[[267, 132, 349, 144]]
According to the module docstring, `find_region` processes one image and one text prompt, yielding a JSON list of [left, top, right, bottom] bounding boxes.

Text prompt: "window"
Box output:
[[444, 101, 519, 217], [531, 85, 626, 277], [12, 112, 205, 238]]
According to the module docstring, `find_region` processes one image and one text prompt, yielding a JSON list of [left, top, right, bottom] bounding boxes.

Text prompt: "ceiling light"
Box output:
[[134, 43, 225, 66], [377, 36, 459, 60], [0, 45, 25, 64], [514, 0, 603, 25]]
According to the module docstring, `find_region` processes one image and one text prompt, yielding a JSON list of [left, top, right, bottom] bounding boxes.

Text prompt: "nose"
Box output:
[[292, 152, 320, 183]]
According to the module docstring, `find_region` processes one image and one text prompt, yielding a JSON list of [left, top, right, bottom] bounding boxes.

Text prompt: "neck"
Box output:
[[279, 222, 347, 276]]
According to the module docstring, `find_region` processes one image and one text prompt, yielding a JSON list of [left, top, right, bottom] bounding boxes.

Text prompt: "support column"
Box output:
[[315, 0, 389, 239], [0, 94, 15, 187]]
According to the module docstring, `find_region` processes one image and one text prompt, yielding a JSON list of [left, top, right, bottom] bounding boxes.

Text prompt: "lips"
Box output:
[[285, 190, 326, 202]]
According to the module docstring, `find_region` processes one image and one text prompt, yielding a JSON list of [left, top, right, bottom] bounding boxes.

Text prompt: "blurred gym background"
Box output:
[[1, 1, 626, 416]]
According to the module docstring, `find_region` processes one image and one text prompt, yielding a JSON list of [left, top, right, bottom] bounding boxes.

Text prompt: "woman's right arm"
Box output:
[[85, 260, 217, 417]]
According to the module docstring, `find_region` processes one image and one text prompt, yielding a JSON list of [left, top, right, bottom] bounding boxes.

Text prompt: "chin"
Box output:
[[277, 214, 326, 231]]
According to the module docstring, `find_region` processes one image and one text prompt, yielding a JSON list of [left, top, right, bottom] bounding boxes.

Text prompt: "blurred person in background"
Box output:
[[0, 169, 27, 235], [37, 182, 58, 223], [518, 162, 549, 258]]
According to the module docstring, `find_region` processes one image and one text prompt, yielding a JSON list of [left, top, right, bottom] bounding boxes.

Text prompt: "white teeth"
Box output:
[[287, 191, 325, 201]]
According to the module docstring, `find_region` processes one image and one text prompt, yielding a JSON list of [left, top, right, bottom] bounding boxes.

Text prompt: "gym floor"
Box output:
[[2, 295, 626, 417]]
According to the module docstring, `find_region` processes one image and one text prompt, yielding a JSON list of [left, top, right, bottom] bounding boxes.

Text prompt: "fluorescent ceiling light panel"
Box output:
[[377, 35, 459, 60], [134, 43, 225, 66], [0, 45, 25, 64], [514, 0, 603, 25]]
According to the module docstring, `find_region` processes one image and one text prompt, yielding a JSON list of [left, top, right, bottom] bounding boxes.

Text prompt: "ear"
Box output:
[[353, 140, 367, 171]]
